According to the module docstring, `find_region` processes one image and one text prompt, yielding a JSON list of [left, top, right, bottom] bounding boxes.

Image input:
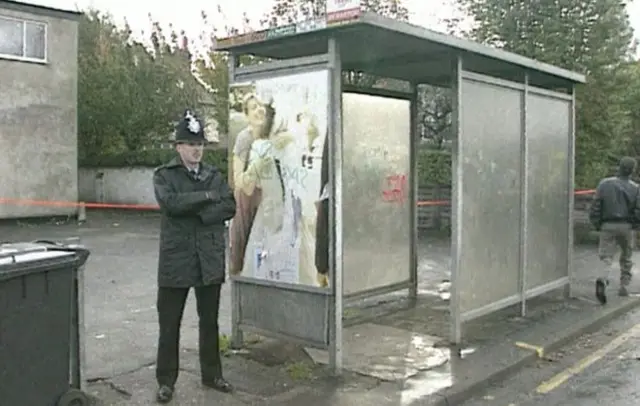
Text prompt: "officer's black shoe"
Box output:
[[203, 377, 234, 393], [156, 385, 174, 404]]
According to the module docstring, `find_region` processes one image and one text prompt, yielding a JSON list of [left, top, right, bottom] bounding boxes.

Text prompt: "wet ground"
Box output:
[[1, 211, 456, 380], [460, 306, 640, 406], [2, 210, 638, 405]]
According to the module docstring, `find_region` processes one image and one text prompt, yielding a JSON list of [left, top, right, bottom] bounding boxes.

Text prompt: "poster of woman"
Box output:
[[227, 70, 330, 287]]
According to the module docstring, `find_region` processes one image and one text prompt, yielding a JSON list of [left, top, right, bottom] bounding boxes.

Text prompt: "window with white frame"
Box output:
[[0, 16, 47, 61]]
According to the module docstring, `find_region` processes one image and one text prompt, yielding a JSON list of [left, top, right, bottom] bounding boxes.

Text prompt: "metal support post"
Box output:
[[228, 53, 244, 349], [518, 73, 529, 317], [408, 83, 419, 304], [328, 36, 344, 375], [565, 87, 576, 299], [450, 55, 463, 345]]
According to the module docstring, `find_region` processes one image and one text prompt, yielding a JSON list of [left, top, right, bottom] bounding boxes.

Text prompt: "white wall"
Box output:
[[78, 168, 157, 206]]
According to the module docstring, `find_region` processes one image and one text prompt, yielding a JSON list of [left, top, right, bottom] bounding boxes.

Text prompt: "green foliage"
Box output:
[[418, 149, 452, 186], [417, 85, 452, 147], [219, 334, 231, 356], [192, 11, 267, 139], [87, 148, 228, 172], [284, 361, 315, 381], [261, 0, 409, 28], [194, 54, 229, 136], [78, 10, 206, 165], [625, 62, 640, 156], [455, 0, 638, 188], [573, 66, 635, 187]]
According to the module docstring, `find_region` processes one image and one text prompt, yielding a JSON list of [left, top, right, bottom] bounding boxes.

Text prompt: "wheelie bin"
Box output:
[[0, 240, 90, 406]]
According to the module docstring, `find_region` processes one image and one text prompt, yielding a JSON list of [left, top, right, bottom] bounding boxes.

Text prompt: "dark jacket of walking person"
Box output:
[[152, 110, 236, 404], [589, 156, 640, 304]]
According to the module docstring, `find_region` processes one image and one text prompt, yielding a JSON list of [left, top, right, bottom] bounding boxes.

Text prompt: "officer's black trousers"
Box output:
[[155, 284, 222, 388]]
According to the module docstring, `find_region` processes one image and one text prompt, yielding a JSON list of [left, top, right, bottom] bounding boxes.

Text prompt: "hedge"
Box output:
[[81, 148, 453, 186], [81, 148, 229, 171], [417, 149, 452, 186]]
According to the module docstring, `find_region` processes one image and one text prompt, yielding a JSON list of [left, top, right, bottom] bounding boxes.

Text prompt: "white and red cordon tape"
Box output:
[[0, 189, 596, 211]]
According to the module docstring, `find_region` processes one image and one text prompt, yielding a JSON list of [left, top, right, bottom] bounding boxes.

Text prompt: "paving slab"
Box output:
[[89, 367, 250, 406], [87, 349, 302, 405], [305, 323, 449, 381]]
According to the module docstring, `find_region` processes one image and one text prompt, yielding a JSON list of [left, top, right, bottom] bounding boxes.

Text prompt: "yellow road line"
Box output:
[[535, 323, 640, 394], [515, 341, 545, 358]]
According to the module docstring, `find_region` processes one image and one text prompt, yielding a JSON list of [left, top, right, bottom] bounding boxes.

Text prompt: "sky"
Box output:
[[21, 0, 640, 55]]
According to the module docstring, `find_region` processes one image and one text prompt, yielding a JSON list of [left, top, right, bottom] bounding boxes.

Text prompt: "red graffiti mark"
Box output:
[[382, 174, 408, 204]]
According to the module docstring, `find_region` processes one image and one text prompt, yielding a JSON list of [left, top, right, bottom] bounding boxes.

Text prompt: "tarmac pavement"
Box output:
[[3, 210, 640, 405], [2, 210, 451, 381], [460, 306, 640, 406], [1, 211, 222, 380]]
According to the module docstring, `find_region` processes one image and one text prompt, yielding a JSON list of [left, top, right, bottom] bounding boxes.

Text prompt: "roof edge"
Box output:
[[214, 11, 586, 85], [0, 0, 83, 21], [360, 12, 586, 84]]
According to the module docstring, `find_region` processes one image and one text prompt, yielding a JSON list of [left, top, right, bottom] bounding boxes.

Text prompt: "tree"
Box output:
[[417, 85, 452, 148], [77, 10, 204, 164], [261, 0, 409, 87], [455, 0, 637, 186], [192, 9, 265, 140], [261, 0, 409, 27], [625, 60, 640, 155]]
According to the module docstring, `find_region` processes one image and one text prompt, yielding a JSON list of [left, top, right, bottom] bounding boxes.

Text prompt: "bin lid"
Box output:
[[0, 242, 75, 265], [0, 241, 89, 282]]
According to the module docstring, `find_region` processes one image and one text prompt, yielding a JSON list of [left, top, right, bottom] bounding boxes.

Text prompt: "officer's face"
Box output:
[[176, 142, 205, 165]]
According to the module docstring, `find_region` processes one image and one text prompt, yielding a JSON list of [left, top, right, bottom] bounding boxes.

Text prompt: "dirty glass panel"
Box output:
[[458, 78, 523, 314], [525, 92, 571, 289], [25, 22, 46, 60], [342, 93, 412, 296], [0, 17, 23, 57]]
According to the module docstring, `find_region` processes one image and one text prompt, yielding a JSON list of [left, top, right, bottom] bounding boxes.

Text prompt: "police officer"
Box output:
[[589, 156, 640, 304], [153, 110, 236, 403]]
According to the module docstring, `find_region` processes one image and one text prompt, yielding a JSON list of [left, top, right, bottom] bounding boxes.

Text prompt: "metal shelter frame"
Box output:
[[217, 11, 586, 374]]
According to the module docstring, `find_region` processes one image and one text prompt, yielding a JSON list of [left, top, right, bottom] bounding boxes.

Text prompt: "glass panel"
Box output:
[[25, 22, 46, 60], [458, 78, 523, 314], [524, 93, 571, 289], [341, 93, 412, 295], [0, 17, 24, 57]]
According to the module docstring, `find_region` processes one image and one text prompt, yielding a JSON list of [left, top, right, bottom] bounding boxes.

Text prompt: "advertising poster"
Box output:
[[326, 0, 361, 23], [227, 70, 330, 287]]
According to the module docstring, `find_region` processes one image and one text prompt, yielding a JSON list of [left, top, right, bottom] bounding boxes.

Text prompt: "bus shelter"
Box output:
[[216, 11, 585, 373]]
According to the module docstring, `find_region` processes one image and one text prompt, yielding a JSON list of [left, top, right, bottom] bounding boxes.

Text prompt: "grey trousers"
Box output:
[[598, 222, 634, 285]]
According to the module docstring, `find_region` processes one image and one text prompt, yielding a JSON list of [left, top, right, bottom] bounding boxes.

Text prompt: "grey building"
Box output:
[[0, 0, 80, 218]]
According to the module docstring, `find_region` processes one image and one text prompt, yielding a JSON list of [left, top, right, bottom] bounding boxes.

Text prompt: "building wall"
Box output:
[[0, 4, 78, 218], [79, 168, 158, 207]]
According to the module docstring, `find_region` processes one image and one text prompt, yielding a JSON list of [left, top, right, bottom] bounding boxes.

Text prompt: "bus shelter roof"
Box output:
[[216, 12, 585, 88]]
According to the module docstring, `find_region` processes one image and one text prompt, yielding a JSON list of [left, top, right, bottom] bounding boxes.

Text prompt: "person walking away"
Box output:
[[589, 156, 640, 304], [153, 110, 237, 403]]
